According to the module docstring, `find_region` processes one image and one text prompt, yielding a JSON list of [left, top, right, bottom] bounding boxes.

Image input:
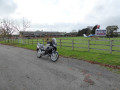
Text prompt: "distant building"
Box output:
[[65, 32, 78, 37], [117, 32, 120, 36], [19, 31, 66, 38]]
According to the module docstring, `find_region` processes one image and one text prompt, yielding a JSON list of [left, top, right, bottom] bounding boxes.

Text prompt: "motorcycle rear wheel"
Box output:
[[37, 49, 42, 58], [50, 52, 59, 62]]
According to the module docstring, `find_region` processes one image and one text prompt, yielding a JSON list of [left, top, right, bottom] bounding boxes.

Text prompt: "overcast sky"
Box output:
[[0, 0, 120, 32]]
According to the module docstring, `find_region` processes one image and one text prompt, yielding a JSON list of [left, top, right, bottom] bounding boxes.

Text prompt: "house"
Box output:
[[19, 31, 66, 38]]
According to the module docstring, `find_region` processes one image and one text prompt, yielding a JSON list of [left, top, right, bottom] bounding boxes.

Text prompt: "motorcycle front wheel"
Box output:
[[37, 49, 42, 58], [50, 52, 59, 62]]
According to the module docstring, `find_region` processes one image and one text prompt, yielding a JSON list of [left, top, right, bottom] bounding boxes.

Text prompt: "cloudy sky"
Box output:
[[0, 0, 120, 32]]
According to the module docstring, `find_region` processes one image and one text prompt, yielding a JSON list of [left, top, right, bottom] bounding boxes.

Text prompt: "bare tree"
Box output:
[[0, 18, 31, 39], [18, 17, 31, 38], [22, 17, 31, 31], [0, 19, 19, 39]]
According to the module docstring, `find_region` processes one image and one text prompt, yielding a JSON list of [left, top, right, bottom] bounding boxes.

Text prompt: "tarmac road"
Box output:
[[0, 44, 120, 90]]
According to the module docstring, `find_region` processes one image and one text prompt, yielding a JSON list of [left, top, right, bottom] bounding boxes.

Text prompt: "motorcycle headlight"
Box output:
[[53, 44, 56, 47], [37, 45, 39, 48]]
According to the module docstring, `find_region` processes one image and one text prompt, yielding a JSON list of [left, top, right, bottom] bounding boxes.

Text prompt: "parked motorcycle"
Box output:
[[37, 38, 59, 62]]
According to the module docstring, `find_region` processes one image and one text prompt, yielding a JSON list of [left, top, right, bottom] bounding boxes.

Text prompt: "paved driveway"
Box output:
[[0, 44, 120, 90]]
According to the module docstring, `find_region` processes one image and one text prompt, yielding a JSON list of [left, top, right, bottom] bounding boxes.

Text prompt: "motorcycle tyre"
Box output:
[[50, 52, 59, 62], [37, 49, 42, 58]]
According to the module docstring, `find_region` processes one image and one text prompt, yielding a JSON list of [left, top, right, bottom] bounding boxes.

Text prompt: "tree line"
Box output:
[[0, 18, 30, 39]]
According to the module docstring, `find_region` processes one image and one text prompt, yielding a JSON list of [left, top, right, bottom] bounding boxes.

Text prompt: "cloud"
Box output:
[[12, 0, 99, 24], [31, 22, 87, 32], [83, 0, 120, 30], [1, 0, 120, 32], [0, 0, 17, 17], [31, 0, 120, 32], [100, 16, 120, 31]]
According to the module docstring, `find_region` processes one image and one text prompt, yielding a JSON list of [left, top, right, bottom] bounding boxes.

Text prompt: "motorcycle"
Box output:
[[36, 38, 59, 62]]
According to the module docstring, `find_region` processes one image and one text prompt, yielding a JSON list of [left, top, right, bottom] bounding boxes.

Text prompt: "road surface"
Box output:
[[0, 44, 120, 90]]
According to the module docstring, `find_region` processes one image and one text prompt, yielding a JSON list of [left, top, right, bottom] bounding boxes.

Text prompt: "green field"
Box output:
[[0, 37, 120, 66]]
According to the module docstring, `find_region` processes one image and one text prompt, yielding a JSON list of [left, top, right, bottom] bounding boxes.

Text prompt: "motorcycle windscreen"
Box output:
[[52, 38, 57, 45]]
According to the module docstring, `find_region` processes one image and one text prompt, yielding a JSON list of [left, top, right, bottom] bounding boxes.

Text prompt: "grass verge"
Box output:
[[0, 42, 120, 69]]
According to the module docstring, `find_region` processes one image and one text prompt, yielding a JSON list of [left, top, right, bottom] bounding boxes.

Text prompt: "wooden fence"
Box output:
[[56, 39, 120, 54], [1, 38, 120, 54]]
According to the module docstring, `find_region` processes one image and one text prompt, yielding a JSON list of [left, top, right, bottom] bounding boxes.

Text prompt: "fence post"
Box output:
[[32, 39, 33, 45], [43, 39, 44, 45], [21, 38, 24, 45], [14, 38, 15, 43], [18, 39, 19, 44], [88, 40, 90, 51], [7, 38, 9, 43], [24, 38, 25, 45], [110, 40, 113, 54], [24, 38, 26, 44], [28, 39, 29, 45], [60, 39, 61, 48], [3, 39, 8, 43], [37, 38, 38, 43], [72, 39, 74, 50], [22, 39, 23, 45]]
